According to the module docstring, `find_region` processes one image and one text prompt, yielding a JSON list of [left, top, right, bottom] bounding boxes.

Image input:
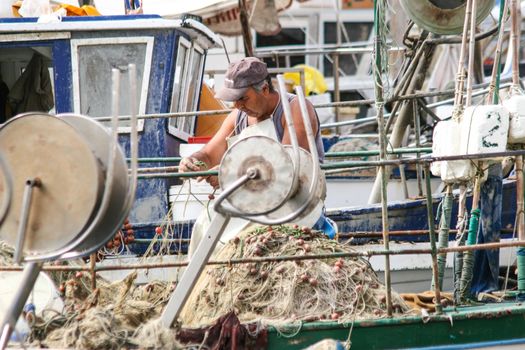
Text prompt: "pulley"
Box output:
[[219, 135, 295, 216], [399, 0, 495, 35]]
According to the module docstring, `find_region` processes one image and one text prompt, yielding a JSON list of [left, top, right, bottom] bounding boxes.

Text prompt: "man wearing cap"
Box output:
[[180, 57, 324, 180], [179, 57, 336, 255]]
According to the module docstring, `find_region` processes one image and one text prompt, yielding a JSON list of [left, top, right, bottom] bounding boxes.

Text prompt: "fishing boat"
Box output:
[[2, 0, 525, 349]]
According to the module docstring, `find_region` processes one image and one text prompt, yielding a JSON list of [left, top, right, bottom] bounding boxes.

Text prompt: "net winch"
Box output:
[[161, 75, 325, 327], [0, 65, 139, 348]]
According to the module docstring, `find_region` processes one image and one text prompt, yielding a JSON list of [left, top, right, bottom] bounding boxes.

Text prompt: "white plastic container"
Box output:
[[460, 105, 509, 155], [0, 271, 63, 342], [430, 120, 446, 177], [503, 95, 525, 143], [432, 119, 475, 183], [169, 181, 216, 222]]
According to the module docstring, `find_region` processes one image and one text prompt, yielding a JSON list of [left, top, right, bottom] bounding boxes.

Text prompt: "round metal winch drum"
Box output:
[[0, 154, 12, 227], [262, 146, 325, 226], [55, 113, 130, 260], [399, 0, 495, 35], [219, 136, 295, 215], [0, 113, 129, 261]]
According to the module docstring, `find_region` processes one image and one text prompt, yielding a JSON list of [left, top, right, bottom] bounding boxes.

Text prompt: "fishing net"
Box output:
[[179, 224, 410, 328], [29, 271, 178, 349], [0, 241, 13, 266], [6, 223, 411, 348]]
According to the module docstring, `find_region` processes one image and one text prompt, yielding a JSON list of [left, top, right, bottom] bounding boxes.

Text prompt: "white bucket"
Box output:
[[0, 271, 63, 341], [503, 95, 525, 143], [460, 105, 509, 156], [169, 181, 216, 222]]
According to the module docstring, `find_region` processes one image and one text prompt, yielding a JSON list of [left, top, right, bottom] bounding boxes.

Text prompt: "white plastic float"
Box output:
[[503, 95, 525, 143]]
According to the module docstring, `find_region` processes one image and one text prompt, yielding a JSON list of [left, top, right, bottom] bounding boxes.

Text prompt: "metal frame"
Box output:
[[168, 36, 192, 139], [70, 36, 154, 133], [168, 39, 205, 141]]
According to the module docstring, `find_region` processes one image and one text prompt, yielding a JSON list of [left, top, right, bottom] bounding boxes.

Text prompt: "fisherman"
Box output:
[[179, 57, 336, 254]]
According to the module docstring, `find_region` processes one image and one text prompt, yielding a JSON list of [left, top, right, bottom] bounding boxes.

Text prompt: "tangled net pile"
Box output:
[[29, 272, 178, 349], [0, 241, 14, 265], [180, 225, 410, 327]]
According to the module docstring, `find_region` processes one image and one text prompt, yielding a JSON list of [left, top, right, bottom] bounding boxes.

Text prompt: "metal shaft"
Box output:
[[0, 262, 42, 349], [14, 178, 41, 264], [160, 214, 230, 327]]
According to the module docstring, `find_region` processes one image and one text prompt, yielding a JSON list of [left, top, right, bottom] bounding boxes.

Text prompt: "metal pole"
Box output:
[[466, 0, 478, 107], [373, 0, 392, 317], [511, 0, 521, 87], [14, 178, 41, 264], [161, 214, 231, 327], [239, 0, 254, 57], [333, 52, 341, 133], [516, 155, 525, 296], [0, 262, 42, 349], [413, 100, 423, 197], [424, 164, 442, 313], [90, 253, 97, 290]]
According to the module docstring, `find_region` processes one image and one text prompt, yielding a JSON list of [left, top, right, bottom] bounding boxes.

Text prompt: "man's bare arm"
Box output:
[[179, 110, 237, 172], [281, 98, 319, 152]]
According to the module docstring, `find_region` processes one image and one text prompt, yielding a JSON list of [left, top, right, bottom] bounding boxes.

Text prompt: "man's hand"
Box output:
[[179, 157, 207, 173], [197, 165, 220, 189]]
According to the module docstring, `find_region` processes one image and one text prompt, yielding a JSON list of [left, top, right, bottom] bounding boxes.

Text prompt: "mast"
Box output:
[[373, 0, 393, 317]]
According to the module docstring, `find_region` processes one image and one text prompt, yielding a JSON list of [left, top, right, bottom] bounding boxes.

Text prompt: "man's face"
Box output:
[[233, 87, 267, 119]]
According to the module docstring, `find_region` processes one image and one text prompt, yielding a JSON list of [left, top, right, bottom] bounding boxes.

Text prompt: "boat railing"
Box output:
[[1, 142, 524, 318], [1, 115, 523, 320], [92, 78, 513, 130]]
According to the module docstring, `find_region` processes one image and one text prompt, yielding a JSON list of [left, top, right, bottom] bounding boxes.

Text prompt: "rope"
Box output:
[[459, 208, 481, 302], [434, 187, 453, 291]]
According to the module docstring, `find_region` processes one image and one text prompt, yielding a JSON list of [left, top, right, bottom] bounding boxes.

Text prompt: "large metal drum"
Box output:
[[262, 145, 325, 226], [0, 113, 130, 262], [0, 114, 104, 260], [219, 136, 295, 216], [55, 114, 130, 260], [399, 0, 495, 35], [0, 154, 11, 227]]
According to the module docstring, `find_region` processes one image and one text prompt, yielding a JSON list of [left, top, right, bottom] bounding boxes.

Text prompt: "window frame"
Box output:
[[168, 38, 205, 141], [70, 36, 154, 133]]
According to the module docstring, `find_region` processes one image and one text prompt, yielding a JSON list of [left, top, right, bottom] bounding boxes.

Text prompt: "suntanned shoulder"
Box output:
[[286, 97, 319, 132]]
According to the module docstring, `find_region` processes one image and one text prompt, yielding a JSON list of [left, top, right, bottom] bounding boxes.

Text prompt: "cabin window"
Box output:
[[168, 38, 205, 141], [322, 21, 373, 77], [71, 37, 154, 132], [0, 46, 55, 123], [254, 17, 310, 69], [256, 28, 306, 68]]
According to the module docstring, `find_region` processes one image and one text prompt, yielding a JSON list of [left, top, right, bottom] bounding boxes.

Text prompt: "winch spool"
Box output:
[[0, 154, 11, 227], [261, 145, 325, 226], [218, 135, 296, 216], [0, 113, 130, 261], [399, 0, 495, 35], [0, 113, 105, 260], [55, 113, 130, 259]]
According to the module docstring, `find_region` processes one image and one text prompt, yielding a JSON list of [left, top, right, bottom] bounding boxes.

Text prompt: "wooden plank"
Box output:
[[194, 82, 228, 137]]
